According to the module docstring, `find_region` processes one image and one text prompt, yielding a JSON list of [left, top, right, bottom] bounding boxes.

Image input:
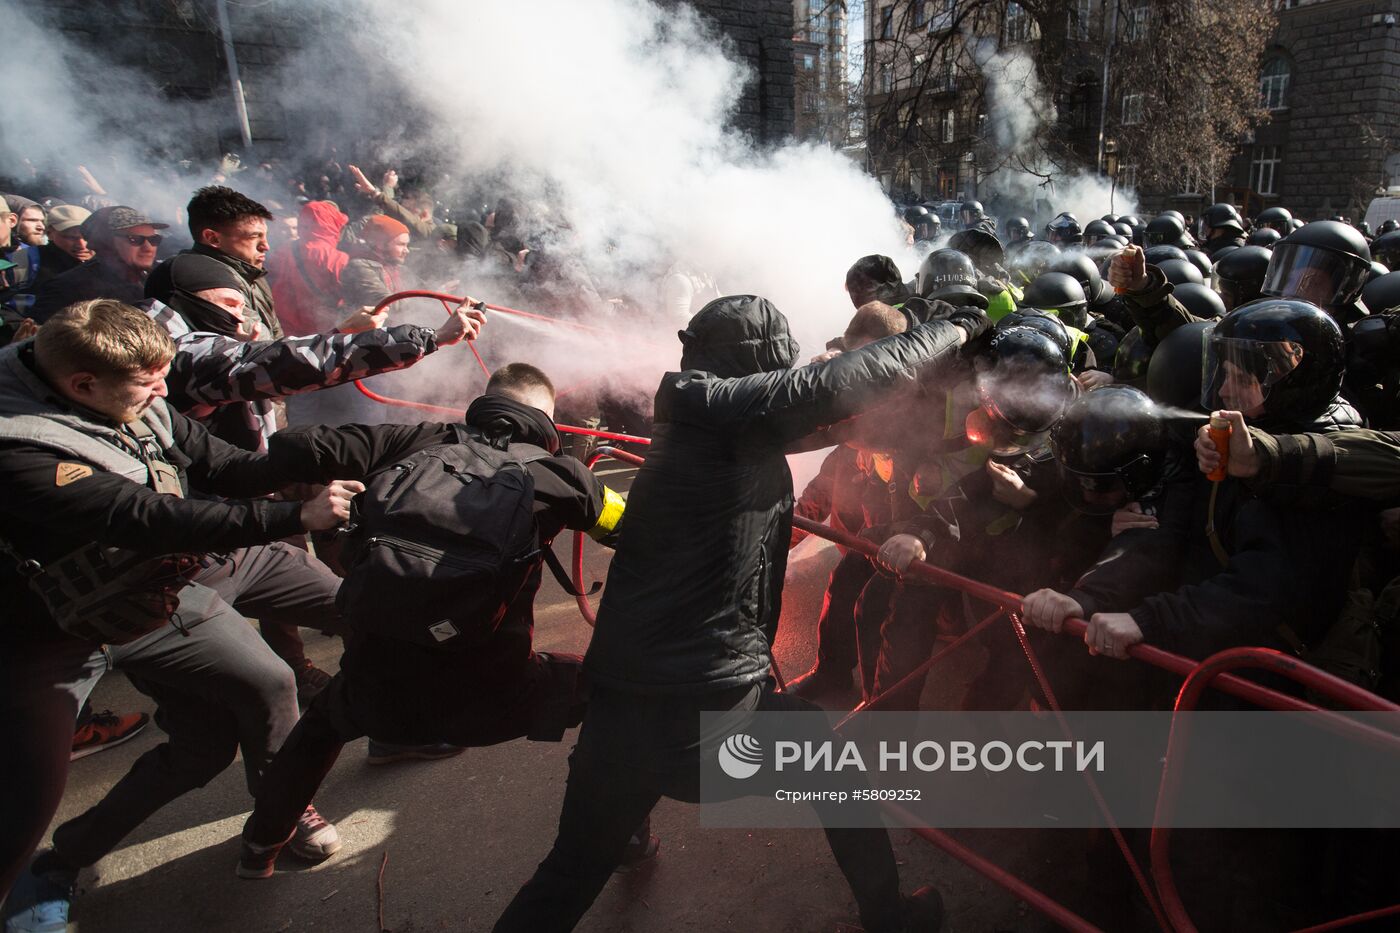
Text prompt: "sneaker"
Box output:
[[70, 710, 150, 761], [294, 662, 333, 706], [366, 740, 465, 765], [614, 831, 660, 873], [3, 859, 76, 933], [899, 885, 945, 933], [236, 833, 289, 880], [288, 805, 341, 862]]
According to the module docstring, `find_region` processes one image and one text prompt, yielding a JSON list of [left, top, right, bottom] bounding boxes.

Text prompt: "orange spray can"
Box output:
[[1206, 414, 1231, 482]]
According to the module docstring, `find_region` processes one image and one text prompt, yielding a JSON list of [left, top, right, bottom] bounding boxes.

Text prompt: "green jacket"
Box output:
[[1249, 428, 1400, 505]]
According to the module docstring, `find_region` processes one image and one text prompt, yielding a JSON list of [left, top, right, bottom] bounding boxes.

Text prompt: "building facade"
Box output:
[[862, 0, 1400, 221], [792, 0, 851, 145], [1220, 0, 1400, 220]]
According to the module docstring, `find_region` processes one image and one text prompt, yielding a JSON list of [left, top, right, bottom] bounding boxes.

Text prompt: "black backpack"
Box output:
[[336, 425, 549, 651]]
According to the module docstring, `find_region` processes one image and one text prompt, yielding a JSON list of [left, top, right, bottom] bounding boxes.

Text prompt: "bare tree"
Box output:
[[858, 0, 1277, 204]]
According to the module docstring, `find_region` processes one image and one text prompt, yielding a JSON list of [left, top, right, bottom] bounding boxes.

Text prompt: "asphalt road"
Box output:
[[35, 461, 1081, 933]]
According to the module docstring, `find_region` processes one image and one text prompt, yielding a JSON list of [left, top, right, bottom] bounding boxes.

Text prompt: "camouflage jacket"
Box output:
[[147, 300, 440, 453]]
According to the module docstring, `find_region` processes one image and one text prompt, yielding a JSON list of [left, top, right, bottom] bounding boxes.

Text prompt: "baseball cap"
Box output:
[[46, 204, 91, 233], [105, 206, 170, 232]]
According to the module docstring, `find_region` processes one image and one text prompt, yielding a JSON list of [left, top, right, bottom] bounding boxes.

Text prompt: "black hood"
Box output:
[[145, 252, 247, 338], [465, 394, 561, 454], [677, 295, 799, 378]]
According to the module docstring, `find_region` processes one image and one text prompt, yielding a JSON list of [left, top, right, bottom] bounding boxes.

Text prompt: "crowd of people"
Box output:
[[0, 155, 1397, 933]]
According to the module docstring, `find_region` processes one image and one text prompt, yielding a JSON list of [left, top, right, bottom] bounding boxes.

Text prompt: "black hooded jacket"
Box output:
[[583, 294, 976, 694]]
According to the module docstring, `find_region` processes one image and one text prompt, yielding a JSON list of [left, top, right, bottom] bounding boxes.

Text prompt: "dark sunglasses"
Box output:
[[122, 234, 164, 247]]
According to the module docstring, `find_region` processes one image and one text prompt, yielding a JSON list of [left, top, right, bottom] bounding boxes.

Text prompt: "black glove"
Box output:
[[976, 276, 1008, 297], [946, 307, 991, 343]]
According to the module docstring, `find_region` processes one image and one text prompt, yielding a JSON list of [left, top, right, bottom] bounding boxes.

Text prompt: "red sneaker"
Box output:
[[71, 710, 151, 761]]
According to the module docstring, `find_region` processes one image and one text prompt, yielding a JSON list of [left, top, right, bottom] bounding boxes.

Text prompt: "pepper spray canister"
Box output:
[[1206, 414, 1231, 482]]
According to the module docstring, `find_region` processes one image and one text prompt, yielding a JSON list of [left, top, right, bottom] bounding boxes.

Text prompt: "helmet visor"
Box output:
[[1201, 331, 1306, 413], [1210, 270, 1260, 312], [965, 407, 1049, 456], [1261, 242, 1370, 308]]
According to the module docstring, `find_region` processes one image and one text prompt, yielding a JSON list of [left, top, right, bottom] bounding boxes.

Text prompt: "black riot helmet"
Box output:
[[1255, 206, 1293, 233], [1004, 216, 1032, 241], [959, 200, 985, 228], [1377, 219, 1399, 236], [1171, 282, 1227, 320], [1101, 213, 1122, 224], [1047, 212, 1082, 247], [1162, 210, 1187, 225], [1007, 239, 1062, 286], [1369, 261, 1389, 283], [1050, 386, 1168, 515], [905, 205, 940, 242], [997, 308, 1074, 360], [1201, 298, 1346, 424], [947, 229, 1006, 274], [1359, 221, 1374, 240], [1200, 203, 1246, 238], [1184, 249, 1213, 278], [1261, 220, 1372, 311], [1362, 271, 1400, 314], [917, 248, 989, 308], [1083, 219, 1116, 245], [968, 325, 1076, 454], [1144, 244, 1188, 266], [1370, 231, 1400, 270], [1145, 214, 1186, 246], [1345, 313, 1400, 426], [1157, 258, 1204, 286], [1147, 320, 1212, 411], [1211, 245, 1273, 311], [1246, 227, 1282, 248], [1113, 221, 1134, 239], [1112, 326, 1152, 385], [1022, 272, 1089, 329], [1211, 244, 1241, 262], [1052, 251, 1109, 305]]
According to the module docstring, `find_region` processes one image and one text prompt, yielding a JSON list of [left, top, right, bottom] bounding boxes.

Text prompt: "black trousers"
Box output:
[[244, 648, 587, 848], [812, 548, 876, 677], [492, 681, 907, 933]]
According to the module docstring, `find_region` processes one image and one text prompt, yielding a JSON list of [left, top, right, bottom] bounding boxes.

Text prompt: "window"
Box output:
[[1067, 0, 1092, 40], [937, 53, 954, 91], [1118, 164, 1137, 190], [1005, 2, 1032, 43], [1121, 92, 1144, 126], [1124, 3, 1149, 41], [1251, 145, 1282, 196], [1274, 0, 1297, 10], [802, 53, 815, 70], [1260, 58, 1291, 111], [941, 109, 955, 143], [879, 62, 893, 94], [880, 6, 894, 38], [913, 1, 928, 27], [804, 91, 819, 113]]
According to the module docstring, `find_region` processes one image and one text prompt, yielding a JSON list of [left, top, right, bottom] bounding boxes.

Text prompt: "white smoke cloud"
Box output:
[[970, 40, 1139, 224]]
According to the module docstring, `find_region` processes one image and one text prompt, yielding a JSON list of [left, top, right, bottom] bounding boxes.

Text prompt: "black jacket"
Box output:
[[31, 256, 147, 322], [0, 344, 309, 645], [582, 294, 974, 694], [267, 410, 619, 696]]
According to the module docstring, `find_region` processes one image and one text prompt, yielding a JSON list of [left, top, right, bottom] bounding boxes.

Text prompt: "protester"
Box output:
[[0, 301, 360, 927], [31, 207, 167, 321]]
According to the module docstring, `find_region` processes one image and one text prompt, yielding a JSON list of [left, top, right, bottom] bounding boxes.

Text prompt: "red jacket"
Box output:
[[267, 201, 349, 335]]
